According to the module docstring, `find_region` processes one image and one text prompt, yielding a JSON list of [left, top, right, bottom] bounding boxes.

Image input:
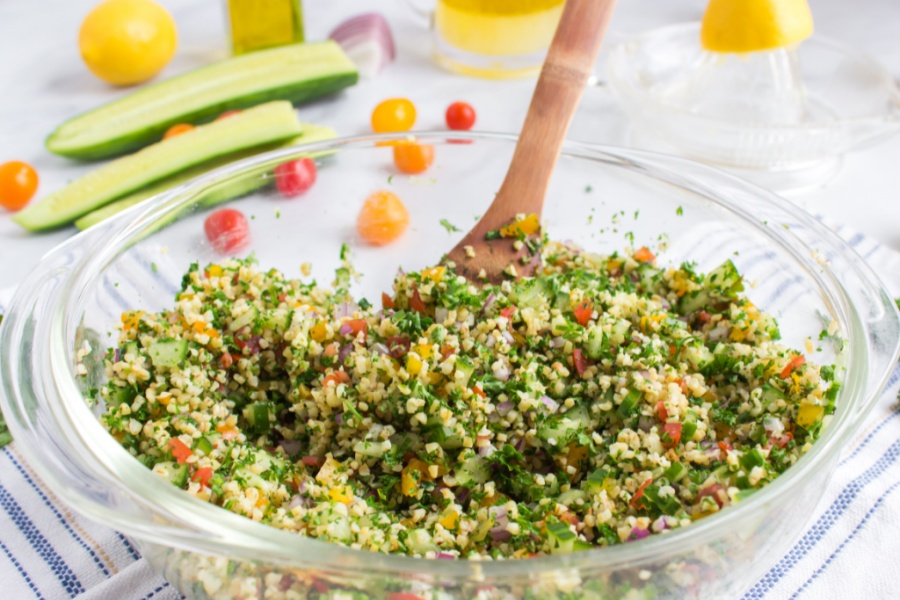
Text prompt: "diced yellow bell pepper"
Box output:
[[500, 213, 540, 237], [413, 344, 433, 360], [328, 485, 353, 505], [121, 311, 144, 331], [310, 321, 328, 343], [401, 459, 430, 497], [207, 264, 223, 278], [406, 354, 424, 376], [797, 403, 825, 428], [420, 266, 446, 283], [439, 509, 459, 530]]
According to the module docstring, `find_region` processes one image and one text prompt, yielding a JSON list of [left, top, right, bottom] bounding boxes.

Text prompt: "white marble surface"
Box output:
[[0, 0, 898, 286]]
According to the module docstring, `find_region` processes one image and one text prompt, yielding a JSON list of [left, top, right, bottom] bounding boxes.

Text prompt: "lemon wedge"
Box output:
[[701, 0, 814, 53]]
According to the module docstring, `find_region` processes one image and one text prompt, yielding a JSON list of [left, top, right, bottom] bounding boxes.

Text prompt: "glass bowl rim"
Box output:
[[6, 131, 899, 580]]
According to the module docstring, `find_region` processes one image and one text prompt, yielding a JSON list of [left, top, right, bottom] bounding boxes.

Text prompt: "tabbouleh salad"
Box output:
[[93, 240, 838, 559]]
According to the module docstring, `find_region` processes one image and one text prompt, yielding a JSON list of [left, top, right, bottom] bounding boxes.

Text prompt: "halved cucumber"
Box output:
[[16, 102, 303, 231], [47, 41, 357, 160], [73, 123, 337, 231]]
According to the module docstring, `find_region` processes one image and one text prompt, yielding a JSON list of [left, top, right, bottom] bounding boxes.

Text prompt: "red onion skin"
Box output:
[[329, 13, 396, 60]]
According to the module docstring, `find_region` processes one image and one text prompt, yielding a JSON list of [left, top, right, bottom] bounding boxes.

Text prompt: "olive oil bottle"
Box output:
[[227, 0, 305, 55]]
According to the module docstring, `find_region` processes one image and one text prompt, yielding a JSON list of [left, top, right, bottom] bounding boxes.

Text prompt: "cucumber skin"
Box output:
[[73, 123, 337, 230], [15, 102, 303, 232], [47, 42, 358, 161]]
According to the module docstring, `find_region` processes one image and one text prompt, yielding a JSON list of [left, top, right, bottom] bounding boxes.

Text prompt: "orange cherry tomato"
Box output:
[[163, 123, 195, 140], [371, 98, 416, 133], [0, 161, 39, 211], [573, 301, 592, 326], [634, 246, 656, 263], [356, 190, 409, 246], [392, 142, 434, 174]]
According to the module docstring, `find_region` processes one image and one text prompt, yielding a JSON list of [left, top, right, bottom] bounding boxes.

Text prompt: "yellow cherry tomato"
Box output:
[[356, 191, 410, 246], [371, 98, 416, 133], [392, 142, 435, 174]]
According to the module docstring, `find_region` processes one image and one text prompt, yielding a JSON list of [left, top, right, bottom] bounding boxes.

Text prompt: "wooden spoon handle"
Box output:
[[475, 0, 617, 232]]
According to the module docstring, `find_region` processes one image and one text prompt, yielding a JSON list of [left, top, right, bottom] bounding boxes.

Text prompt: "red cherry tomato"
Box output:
[[204, 208, 249, 254], [0, 161, 39, 211], [445, 102, 476, 130], [274, 158, 317, 197]]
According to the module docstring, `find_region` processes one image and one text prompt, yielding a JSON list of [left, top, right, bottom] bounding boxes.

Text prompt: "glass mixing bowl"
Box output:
[[1, 132, 898, 599]]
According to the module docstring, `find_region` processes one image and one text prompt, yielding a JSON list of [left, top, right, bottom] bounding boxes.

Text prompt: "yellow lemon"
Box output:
[[79, 0, 178, 86], [701, 0, 814, 53]]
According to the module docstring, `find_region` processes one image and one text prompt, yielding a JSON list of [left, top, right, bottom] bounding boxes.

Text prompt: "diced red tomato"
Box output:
[[274, 158, 317, 198], [780, 355, 806, 379], [634, 247, 656, 263], [204, 208, 249, 254], [697, 311, 711, 324], [301, 456, 323, 467], [573, 301, 592, 326], [472, 386, 486, 399], [382, 292, 395, 310], [771, 431, 793, 449], [386, 593, 425, 600], [344, 319, 368, 340], [500, 306, 516, 319], [718, 441, 733, 455], [409, 289, 426, 314], [445, 101, 476, 130], [662, 423, 682, 448], [387, 336, 411, 359], [656, 401, 668, 422], [219, 353, 233, 369], [697, 483, 726, 508], [630, 478, 653, 508], [572, 348, 589, 377], [234, 331, 262, 354], [192, 466, 213, 487], [323, 371, 351, 387], [168, 438, 192, 464]]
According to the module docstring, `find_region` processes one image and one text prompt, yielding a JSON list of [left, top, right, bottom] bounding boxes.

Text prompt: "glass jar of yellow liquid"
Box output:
[[226, 0, 305, 55], [427, 0, 566, 78]]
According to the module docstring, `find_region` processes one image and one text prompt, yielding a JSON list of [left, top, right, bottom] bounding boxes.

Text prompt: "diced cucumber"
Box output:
[[680, 289, 710, 314], [584, 468, 611, 493], [537, 406, 590, 445], [353, 441, 387, 458], [455, 456, 490, 485], [155, 461, 189, 487], [617, 388, 642, 419], [740, 448, 766, 471], [124, 342, 140, 358], [243, 402, 272, 434], [684, 344, 713, 369], [229, 305, 260, 332], [706, 259, 744, 299], [406, 529, 438, 555], [110, 385, 138, 407], [585, 326, 606, 360], [663, 461, 687, 482], [760, 382, 787, 405], [455, 357, 476, 387], [73, 123, 337, 230], [511, 279, 546, 309], [557, 489, 587, 507], [547, 522, 580, 554], [47, 41, 357, 160], [608, 319, 631, 347], [194, 436, 214, 456], [17, 102, 304, 231], [148, 339, 189, 368], [682, 411, 699, 441], [261, 309, 292, 333]]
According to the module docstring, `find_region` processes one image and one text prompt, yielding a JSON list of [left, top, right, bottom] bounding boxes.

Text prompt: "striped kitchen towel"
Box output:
[[0, 225, 897, 600]]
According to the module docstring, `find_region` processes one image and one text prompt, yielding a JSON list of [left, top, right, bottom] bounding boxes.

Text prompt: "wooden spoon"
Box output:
[[446, 0, 618, 284]]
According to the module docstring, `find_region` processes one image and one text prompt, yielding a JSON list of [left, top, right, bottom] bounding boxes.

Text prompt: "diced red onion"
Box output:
[[288, 494, 312, 509], [328, 13, 396, 78], [638, 415, 654, 432], [652, 515, 674, 532], [335, 412, 344, 426], [333, 302, 358, 320], [339, 322, 353, 336], [373, 343, 390, 356], [435, 552, 456, 560], [485, 335, 496, 349], [338, 344, 353, 363], [764, 416, 785, 433], [540, 396, 559, 413], [278, 574, 294, 592], [659, 298, 671, 309], [637, 369, 651, 379], [490, 528, 512, 543], [497, 401, 513, 416], [500, 330, 514, 345], [478, 444, 496, 458], [480, 292, 496, 316], [113, 348, 122, 362], [489, 505, 508, 528], [278, 439, 303, 457], [493, 363, 510, 381], [549, 336, 566, 349], [515, 438, 526, 452], [629, 527, 650, 541], [708, 325, 730, 342]]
